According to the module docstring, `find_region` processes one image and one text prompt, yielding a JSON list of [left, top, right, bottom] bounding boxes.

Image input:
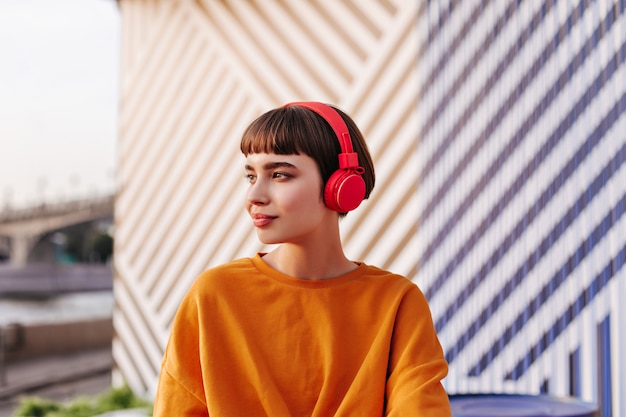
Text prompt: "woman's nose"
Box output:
[[246, 180, 269, 205]]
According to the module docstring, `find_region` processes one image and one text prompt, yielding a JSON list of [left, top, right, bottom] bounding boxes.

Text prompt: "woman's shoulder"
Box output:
[[193, 257, 257, 286], [360, 263, 413, 284], [205, 256, 256, 273], [354, 263, 423, 295], [361, 264, 434, 310]]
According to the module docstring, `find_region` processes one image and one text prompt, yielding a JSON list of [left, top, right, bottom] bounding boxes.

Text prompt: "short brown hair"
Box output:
[[240, 104, 376, 207]]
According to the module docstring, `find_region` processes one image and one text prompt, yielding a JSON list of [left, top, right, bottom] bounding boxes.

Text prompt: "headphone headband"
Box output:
[[283, 101, 366, 212], [284, 102, 359, 169]]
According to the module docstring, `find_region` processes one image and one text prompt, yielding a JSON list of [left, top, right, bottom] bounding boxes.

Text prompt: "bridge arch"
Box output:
[[0, 195, 114, 267]]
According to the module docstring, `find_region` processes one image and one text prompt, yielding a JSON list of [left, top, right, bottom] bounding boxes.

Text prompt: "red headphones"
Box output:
[[284, 102, 366, 212]]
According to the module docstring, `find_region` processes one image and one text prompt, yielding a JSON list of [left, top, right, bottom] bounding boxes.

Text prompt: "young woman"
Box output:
[[153, 102, 451, 416]]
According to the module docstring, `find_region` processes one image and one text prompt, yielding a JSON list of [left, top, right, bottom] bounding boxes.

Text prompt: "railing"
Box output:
[[0, 194, 115, 225]]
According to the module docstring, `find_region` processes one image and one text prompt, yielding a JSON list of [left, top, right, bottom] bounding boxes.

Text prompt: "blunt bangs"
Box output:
[[241, 108, 300, 156], [240, 107, 340, 161]]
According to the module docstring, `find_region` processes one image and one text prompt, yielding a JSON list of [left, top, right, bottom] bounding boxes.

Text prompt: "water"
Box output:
[[0, 291, 113, 325]]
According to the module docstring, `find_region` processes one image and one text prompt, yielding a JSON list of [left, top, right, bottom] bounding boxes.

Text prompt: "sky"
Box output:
[[0, 0, 119, 209]]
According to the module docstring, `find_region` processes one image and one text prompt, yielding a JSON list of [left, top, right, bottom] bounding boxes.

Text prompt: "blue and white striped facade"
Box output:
[[415, 1, 625, 415]]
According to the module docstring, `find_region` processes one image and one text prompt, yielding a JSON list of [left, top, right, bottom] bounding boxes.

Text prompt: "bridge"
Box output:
[[0, 195, 115, 267]]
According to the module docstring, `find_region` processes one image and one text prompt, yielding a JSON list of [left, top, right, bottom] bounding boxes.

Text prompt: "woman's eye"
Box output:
[[273, 172, 290, 180], [244, 174, 256, 183]]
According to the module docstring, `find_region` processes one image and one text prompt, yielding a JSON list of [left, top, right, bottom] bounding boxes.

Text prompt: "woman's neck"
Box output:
[[262, 243, 357, 281]]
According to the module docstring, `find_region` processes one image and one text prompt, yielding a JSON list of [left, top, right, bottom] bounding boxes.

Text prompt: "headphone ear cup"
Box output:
[[324, 169, 366, 212]]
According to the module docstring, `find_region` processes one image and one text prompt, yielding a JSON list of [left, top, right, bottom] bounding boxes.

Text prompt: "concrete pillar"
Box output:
[[10, 234, 32, 268]]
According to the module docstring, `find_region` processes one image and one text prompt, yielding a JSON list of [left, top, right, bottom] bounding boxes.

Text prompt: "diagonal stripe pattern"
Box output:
[[114, 0, 422, 398]]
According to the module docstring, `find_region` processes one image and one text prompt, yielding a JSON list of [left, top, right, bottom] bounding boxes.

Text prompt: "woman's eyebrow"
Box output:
[[245, 161, 297, 171], [264, 161, 296, 170]]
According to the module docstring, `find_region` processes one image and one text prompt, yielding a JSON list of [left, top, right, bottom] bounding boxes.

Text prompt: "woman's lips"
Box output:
[[252, 214, 276, 227]]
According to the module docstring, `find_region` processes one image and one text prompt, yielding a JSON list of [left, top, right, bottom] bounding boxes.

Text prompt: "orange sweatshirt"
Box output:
[[154, 254, 451, 416]]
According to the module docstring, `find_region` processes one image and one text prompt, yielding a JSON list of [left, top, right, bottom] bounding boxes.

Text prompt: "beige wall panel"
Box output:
[[115, 0, 419, 395]]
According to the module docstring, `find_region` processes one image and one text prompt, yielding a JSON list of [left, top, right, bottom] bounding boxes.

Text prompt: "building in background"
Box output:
[[113, 1, 625, 416]]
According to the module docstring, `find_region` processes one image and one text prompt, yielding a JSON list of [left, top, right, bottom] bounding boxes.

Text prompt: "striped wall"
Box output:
[[417, 1, 626, 415], [114, 0, 421, 398], [114, 0, 625, 415]]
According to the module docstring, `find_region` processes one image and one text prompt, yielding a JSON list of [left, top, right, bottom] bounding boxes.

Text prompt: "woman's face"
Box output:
[[244, 152, 334, 245]]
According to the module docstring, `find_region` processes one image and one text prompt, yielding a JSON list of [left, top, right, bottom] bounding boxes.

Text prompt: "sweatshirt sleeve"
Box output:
[[385, 285, 451, 417], [153, 283, 209, 417], [153, 366, 208, 417]]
